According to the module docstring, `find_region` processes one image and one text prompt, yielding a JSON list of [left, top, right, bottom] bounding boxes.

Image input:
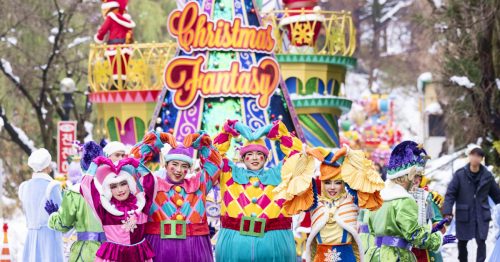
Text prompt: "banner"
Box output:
[[164, 2, 280, 110], [57, 121, 77, 174]]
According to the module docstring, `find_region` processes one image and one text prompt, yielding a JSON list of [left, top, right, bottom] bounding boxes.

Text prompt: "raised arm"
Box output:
[[184, 131, 223, 191], [130, 131, 177, 166], [266, 120, 302, 159], [213, 120, 239, 158], [48, 190, 79, 233]]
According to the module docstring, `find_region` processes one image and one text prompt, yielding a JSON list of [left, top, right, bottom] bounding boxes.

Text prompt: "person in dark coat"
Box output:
[[443, 146, 500, 262]]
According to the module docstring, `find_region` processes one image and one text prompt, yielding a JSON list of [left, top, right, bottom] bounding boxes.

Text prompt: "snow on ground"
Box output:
[[1, 209, 27, 262]]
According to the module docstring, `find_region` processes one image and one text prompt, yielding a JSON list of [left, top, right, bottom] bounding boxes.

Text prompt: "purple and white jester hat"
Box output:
[[386, 141, 429, 179]]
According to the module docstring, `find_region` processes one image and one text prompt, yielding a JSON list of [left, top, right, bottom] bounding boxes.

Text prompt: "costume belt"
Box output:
[[145, 221, 209, 239], [77, 232, 106, 242], [221, 216, 292, 237], [375, 236, 412, 250], [107, 38, 126, 44], [359, 224, 370, 234]]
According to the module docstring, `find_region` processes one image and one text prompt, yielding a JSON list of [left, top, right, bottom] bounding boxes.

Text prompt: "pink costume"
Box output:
[[80, 157, 155, 262]]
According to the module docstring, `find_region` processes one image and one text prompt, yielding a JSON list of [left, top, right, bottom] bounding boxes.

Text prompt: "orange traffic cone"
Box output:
[[1, 223, 11, 262]]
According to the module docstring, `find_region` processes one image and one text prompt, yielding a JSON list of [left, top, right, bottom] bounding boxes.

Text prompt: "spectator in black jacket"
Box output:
[[443, 146, 500, 262]]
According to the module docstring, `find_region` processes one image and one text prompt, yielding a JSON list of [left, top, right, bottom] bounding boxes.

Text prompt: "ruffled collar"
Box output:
[[156, 169, 201, 193], [229, 161, 282, 186], [110, 194, 138, 212]]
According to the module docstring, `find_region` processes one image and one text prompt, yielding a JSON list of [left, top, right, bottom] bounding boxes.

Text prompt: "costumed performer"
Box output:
[[94, 0, 135, 88], [130, 130, 222, 262], [365, 141, 456, 261], [213, 119, 303, 262], [19, 148, 64, 262], [80, 156, 155, 262], [277, 146, 385, 262], [46, 141, 107, 262]]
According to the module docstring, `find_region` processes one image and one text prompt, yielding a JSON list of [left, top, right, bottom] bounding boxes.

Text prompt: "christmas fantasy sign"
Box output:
[[164, 2, 280, 109], [152, 0, 304, 165]]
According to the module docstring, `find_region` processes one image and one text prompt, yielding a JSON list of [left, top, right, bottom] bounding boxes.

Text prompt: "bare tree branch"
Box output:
[[0, 105, 34, 156]]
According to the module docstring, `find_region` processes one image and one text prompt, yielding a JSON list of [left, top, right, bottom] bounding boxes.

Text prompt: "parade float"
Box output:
[[86, 0, 357, 258], [87, 0, 357, 153], [340, 95, 402, 166]]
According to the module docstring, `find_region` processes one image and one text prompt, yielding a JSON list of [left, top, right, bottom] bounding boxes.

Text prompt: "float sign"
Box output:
[[164, 2, 280, 110]]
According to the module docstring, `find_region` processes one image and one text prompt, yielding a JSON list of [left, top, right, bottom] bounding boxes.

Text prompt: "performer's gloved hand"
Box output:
[[432, 218, 450, 233], [184, 131, 211, 148], [444, 214, 454, 225], [430, 191, 444, 206], [224, 119, 239, 136], [159, 132, 177, 148], [44, 200, 59, 215], [442, 234, 457, 245]]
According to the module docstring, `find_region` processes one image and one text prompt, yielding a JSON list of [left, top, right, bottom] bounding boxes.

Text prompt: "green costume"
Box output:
[[48, 184, 104, 262], [358, 209, 374, 254], [365, 182, 442, 262]]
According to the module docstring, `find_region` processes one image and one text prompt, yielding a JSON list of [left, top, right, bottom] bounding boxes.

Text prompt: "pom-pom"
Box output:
[[81, 141, 104, 172]]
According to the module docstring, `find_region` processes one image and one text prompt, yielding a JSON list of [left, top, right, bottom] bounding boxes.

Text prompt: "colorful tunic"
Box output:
[[365, 182, 442, 262], [141, 131, 222, 262], [19, 172, 64, 262], [80, 167, 155, 262], [48, 184, 105, 262], [306, 195, 361, 262], [213, 121, 302, 262]]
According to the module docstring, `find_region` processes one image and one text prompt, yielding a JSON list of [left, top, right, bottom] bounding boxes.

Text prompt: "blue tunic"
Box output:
[[19, 172, 64, 262]]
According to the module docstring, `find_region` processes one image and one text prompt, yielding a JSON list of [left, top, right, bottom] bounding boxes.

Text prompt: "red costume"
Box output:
[[94, 0, 135, 83]]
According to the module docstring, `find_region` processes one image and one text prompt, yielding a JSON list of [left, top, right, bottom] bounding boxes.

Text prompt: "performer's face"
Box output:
[[110, 180, 130, 201], [243, 151, 266, 171], [413, 175, 423, 189], [324, 179, 343, 198], [109, 151, 126, 163], [166, 160, 191, 183]]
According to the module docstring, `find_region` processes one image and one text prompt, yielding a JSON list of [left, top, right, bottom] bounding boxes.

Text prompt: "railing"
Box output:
[[88, 42, 177, 92], [88, 10, 356, 92], [261, 9, 356, 56]]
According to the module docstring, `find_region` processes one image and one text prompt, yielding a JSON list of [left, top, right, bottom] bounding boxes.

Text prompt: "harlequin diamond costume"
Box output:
[[213, 120, 303, 262], [130, 131, 222, 262], [277, 146, 384, 262], [80, 157, 155, 262], [365, 141, 450, 262], [48, 142, 106, 262], [94, 0, 135, 85]]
